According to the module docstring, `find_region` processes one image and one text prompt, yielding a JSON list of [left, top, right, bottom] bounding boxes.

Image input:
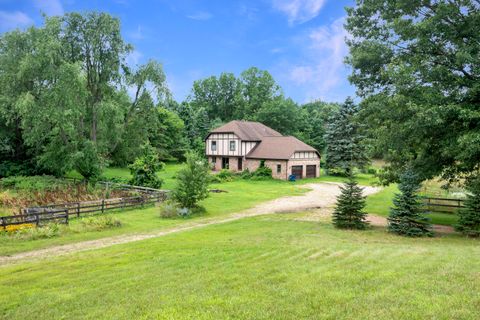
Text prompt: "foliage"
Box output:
[[73, 141, 103, 183], [2, 223, 35, 233], [255, 97, 299, 135], [216, 169, 234, 182], [252, 166, 273, 179], [324, 98, 369, 174], [128, 143, 163, 188], [0, 175, 68, 192], [456, 175, 480, 237], [159, 200, 181, 218], [0, 12, 171, 176], [12, 224, 61, 240], [388, 167, 432, 237], [345, 0, 480, 182], [172, 152, 210, 208], [332, 173, 368, 229], [79, 216, 122, 231]]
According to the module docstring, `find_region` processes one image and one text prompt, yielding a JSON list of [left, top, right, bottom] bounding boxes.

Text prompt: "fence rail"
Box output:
[[422, 196, 465, 213], [1, 183, 168, 230]]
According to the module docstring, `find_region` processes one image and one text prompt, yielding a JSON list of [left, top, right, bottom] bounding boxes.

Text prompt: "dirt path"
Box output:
[[0, 182, 451, 265]]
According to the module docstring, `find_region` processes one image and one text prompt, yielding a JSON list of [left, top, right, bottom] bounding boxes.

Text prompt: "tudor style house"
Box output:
[[205, 120, 320, 180]]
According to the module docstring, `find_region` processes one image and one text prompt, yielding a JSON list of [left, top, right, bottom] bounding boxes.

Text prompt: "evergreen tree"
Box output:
[[456, 175, 480, 237], [324, 97, 369, 175], [388, 167, 432, 237], [128, 143, 163, 188], [172, 152, 210, 208], [332, 173, 368, 229]]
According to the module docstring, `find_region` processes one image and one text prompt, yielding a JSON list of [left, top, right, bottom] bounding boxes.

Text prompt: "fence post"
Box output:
[[101, 199, 105, 213], [1, 217, 5, 230], [35, 214, 40, 227], [122, 198, 125, 210], [77, 202, 80, 218], [65, 210, 69, 225]]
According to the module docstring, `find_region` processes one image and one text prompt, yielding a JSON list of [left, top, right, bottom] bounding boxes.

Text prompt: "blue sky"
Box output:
[[0, 0, 356, 104]]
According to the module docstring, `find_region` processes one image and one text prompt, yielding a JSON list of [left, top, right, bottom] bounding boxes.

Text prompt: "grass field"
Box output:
[[365, 184, 460, 226], [0, 179, 306, 256], [1, 214, 479, 319]]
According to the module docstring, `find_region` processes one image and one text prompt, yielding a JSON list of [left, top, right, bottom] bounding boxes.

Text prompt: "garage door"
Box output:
[[291, 166, 303, 179], [306, 165, 316, 178]]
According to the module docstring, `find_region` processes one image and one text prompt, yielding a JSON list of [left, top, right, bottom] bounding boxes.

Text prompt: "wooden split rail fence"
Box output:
[[422, 197, 465, 213], [1, 183, 168, 230]]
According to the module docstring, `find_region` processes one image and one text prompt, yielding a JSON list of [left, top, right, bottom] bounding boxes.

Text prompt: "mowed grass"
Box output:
[[366, 184, 459, 226], [1, 215, 479, 319], [0, 179, 306, 256]]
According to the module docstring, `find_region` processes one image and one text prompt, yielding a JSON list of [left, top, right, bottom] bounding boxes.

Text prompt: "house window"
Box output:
[[211, 157, 216, 163], [277, 164, 281, 174], [211, 141, 217, 151], [230, 141, 236, 151]]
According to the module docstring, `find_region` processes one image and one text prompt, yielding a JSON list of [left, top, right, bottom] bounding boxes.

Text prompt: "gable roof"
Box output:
[[246, 136, 319, 160], [209, 120, 282, 141]]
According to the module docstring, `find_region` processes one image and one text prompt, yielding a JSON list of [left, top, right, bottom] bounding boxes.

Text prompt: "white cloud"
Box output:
[[0, 11, 34, 31], [186, 11, 213, 21], [272, 0, 325, 25], [277, 17, 353, 102], [34, 0, 64, 16]]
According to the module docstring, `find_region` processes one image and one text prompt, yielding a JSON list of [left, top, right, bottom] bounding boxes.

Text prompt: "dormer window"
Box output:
[[211, 141, 217, 151], [230, 141, 236, 151]]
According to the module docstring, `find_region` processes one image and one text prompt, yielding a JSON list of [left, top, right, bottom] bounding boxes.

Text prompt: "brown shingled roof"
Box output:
[[246, 136, 319, 160], [209, 120, 282, 141]]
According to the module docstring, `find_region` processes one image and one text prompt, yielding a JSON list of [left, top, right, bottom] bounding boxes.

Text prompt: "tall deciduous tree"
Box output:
[[324, 98, 369, 175], [0, 12, 171, 177], [345, 0, 480, 182]]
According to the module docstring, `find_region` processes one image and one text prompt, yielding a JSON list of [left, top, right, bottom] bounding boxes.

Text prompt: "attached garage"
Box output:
[[306, 165, 316, 178], [291, 165, 303, 179]]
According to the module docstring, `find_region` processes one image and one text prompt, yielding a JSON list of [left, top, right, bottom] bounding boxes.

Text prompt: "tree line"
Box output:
[[0, 11, 339, 179]]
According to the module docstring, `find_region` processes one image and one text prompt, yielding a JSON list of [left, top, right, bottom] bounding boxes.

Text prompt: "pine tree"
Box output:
[[388, 167, 432, 237], [332, 173, 369, 229], [456, 175, 480, 237], [324, 97, 369, 175]]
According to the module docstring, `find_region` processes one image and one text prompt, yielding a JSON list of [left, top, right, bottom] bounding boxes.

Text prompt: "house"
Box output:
[[205, 120, 320, 180]]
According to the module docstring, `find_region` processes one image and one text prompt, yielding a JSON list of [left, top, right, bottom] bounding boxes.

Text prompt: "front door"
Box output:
[[222, 157, 229, 169], [306, 165, 316, 178], [291, 166, 303, 179], [238, 158, 243, 171]]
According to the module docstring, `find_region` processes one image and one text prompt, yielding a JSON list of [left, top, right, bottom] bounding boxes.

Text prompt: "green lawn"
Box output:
[[1, 214, 478, 319], [66, 162, 183, 190], [366, 184, 459, 226], [0, 179, 307, 256]]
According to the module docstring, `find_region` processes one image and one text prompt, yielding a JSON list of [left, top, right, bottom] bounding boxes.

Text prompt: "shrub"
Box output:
[[129, 143, 163, 188], [209, 175, 222, 183], [159, 200, 205, 218], [252, 166, 272, 178], [79, 216, 122, 231], [14, 224, 61, 240], [240, 168, 253, 179], [217, 169, 234, 182], [172, 152, 210, 208], [159, 201, 180, 218]]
